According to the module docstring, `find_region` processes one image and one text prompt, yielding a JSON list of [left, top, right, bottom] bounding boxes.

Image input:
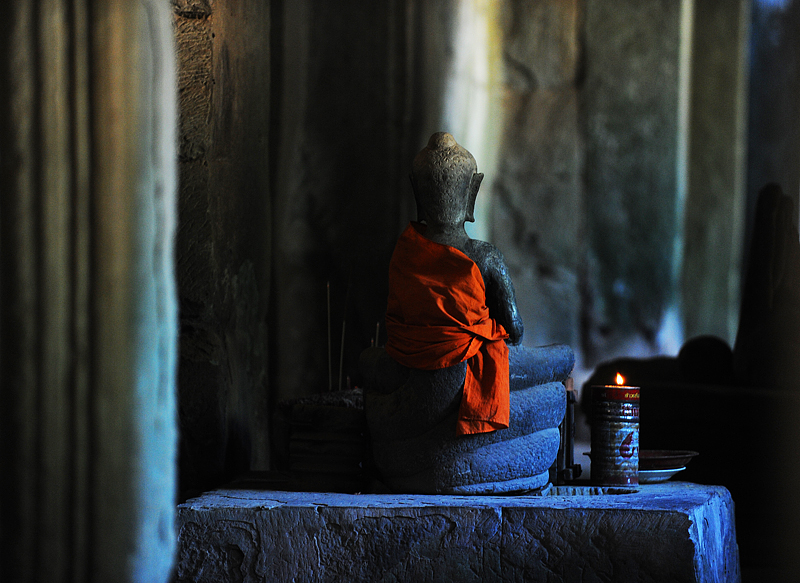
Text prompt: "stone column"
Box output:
[[682, 0, 750, 344], [0, 1, 178, 581], [492, 0, 583, 354], [747, 0, 800, 224], [173, 0, 273, 498], [582, 0, 687, 364]]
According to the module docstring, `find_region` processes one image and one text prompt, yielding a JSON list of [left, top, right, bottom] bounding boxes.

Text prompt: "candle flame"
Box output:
[[615, 373, 625, 386]]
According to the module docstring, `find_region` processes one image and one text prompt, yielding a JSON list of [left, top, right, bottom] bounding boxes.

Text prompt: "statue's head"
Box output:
[[410, 132, 484, 226]]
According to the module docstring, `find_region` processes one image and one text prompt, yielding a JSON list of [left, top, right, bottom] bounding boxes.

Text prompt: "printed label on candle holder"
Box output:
[[596, 386, 640, 402], [619, 431, 636, 459]]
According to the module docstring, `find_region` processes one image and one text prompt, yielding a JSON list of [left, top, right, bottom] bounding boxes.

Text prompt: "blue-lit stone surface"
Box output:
[[176, 479, 739, 582]]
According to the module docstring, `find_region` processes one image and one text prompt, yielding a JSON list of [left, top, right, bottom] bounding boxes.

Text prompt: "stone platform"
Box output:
[[176, 476, 739, 582]]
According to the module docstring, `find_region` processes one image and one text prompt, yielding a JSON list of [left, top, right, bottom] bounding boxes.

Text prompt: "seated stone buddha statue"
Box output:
[[361, 132, 574, 494]]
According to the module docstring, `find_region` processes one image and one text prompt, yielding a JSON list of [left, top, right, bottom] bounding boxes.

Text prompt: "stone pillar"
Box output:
[[492, 0, 582, 354], [744, 6, 800, 572], [173, 0, 273, 498], [682, 0, 750, 344], [0, 1, 178, 581], [582, 0, 686, 364], [747, 0, 800, 225]]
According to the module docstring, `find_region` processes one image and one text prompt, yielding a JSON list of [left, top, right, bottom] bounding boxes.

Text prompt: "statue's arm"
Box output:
[[465, 240, 524, 345]]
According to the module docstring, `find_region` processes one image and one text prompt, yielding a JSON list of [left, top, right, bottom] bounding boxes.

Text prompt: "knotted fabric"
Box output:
[[384, 222, 509, 435]]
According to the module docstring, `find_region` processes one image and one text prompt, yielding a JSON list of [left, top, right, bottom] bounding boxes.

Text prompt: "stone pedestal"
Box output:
[[176, 477, 739, 582]]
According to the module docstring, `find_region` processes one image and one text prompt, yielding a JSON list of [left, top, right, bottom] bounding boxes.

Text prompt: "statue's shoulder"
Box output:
[[463, 238, 500, 255], [463, 238, 507, 271]]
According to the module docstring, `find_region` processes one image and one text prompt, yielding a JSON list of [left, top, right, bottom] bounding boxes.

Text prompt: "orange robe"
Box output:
[[384, 222, 510, 435]]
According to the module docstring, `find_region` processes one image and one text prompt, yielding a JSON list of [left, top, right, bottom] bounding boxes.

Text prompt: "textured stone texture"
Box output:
[[582, 0, 683, 360], [682, 0, 748, 343], [271, 0, 421, 408], [371, 387, 565, 474], [508, 344, 576, 388], [269, 0, 584, 406], [500, 0, 579, 91], [176, 481, 739, 582], [364, 344, 574, 441], [746, 0, 800, 229], [265, 0, 757, 405], [493, 83, 582, 355], [2, 2, 178, 580], [173, 0, 272, 498], [491, 0, 582, 358], [385, 428, 559, 495]]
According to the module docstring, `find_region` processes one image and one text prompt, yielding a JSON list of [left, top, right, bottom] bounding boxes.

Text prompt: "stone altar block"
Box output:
[[176, 477, 739, 582]]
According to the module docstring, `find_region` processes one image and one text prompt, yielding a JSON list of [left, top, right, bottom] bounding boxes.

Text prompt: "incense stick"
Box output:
[[338, 273, 353, 392], [327, 281, 332, 392], [338, 320, 346, 392]]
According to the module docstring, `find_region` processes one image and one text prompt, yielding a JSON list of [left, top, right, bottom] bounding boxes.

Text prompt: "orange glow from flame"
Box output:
[[615, 373, 625, 386]]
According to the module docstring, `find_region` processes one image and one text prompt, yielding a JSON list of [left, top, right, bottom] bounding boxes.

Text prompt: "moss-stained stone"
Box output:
[[174, 0, 272, 497], [486, 0, 583, 359], [500, 0, 579, 91], [270, 0, 421, 404], [175, 13, 212, 161], [582, 0, 682, 362], [682, 0, 748, 344], [172, 0, 211, 18], [492, 85, 582, 351]]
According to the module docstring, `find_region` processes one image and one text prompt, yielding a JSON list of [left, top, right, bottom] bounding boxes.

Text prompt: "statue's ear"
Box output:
[[465, 172, 483, 222], [409, 173, 426, 223]]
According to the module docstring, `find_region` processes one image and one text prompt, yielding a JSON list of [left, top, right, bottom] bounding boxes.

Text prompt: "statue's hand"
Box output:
[[464, 239, 524, 344]]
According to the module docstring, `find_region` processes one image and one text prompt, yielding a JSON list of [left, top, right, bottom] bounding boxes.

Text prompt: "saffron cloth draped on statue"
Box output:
[[385, 222, 510, 435]]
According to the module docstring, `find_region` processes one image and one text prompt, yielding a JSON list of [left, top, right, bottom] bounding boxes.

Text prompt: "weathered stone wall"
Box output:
[[581, 0, 685, 364], [492, 0, 583, 355], [269, 0, 429, 405], [266, 0, 753, 429], [174, 0, 272, 498], [682, 0, 749, 344], [747, 0, 800, 235], [490, 0, 754, 373]]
